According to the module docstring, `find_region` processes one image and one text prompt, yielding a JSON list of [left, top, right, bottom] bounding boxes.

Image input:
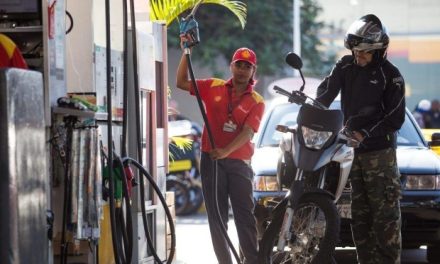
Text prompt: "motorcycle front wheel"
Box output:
[[258, 193, 339, 264], [166, 176, 190, 215]]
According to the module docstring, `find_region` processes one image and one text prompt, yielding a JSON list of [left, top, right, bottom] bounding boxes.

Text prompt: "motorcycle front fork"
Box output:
[[277, 206, 294, 250], [276, 169, 305, 250]]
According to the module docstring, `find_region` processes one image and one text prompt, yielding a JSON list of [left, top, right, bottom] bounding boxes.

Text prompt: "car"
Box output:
[[252, 98, 440, 263]]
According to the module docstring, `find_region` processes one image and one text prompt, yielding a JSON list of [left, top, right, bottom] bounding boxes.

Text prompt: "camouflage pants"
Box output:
[[350, 148, 402, 264]]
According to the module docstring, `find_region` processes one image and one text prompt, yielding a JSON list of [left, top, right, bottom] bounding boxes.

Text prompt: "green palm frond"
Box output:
[[149, 0, 247, 28]]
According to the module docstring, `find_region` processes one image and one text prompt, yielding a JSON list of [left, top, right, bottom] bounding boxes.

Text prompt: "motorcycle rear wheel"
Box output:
[[258, 193, 339, 264], [181, 185, 204, 215]]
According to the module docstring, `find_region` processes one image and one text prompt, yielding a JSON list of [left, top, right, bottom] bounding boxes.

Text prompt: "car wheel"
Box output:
[[427, 245, 440, 263]]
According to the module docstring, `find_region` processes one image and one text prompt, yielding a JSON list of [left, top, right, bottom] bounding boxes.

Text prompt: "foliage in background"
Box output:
[[166, 0, 336, 79], [150, 0, 247, 28], [300, 0, 337, 77]]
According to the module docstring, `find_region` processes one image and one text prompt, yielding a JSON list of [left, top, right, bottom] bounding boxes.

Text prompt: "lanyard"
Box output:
[[227, 87, 234, 120]]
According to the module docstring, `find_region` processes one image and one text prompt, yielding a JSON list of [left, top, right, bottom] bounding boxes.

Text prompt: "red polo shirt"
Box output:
[[0, 33, 28, 69], [190, 78, 265, 160]]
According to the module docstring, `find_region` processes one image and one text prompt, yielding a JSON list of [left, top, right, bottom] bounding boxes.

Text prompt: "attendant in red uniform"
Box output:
[[176, 41, 264, 264], [0, 33, 28, 69]]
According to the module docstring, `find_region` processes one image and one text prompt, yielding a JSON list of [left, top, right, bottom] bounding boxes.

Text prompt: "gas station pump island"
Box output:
[[0, 0, 175, 263]]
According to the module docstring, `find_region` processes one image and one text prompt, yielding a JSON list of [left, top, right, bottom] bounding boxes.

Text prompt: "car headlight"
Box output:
[[301, 126, 333, 149], [253, 175, 279, 191], [405, 175, 440, 190]]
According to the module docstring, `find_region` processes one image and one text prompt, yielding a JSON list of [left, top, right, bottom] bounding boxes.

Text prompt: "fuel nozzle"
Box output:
[[180, 15, 200, 49], [179, 0, 202, 49]]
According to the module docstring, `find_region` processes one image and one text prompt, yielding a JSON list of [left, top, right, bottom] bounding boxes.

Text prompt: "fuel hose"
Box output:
[[184, 48, 242, 263]]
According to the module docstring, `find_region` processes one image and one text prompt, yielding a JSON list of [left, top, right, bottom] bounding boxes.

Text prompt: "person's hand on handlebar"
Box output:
[[352, 131, 365, 142]]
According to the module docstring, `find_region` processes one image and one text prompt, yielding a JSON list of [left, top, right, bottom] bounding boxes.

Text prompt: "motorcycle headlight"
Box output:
[[405, 175, 440, 190], [301, 126, 333, 150], [253, 175, 279, 191]]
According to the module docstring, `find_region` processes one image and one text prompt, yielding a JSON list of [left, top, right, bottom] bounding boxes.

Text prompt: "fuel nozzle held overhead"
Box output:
[[180, 15, 200, 49], [179, 0, 202, 49]]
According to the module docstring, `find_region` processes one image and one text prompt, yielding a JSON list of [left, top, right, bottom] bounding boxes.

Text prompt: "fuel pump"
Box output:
[[1, 0, 175, 263], [53, 0, 175, 263], [99, 0, 176, 263]]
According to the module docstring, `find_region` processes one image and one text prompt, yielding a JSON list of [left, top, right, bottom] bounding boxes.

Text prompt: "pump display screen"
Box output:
[[0, 0, 41, 21], [0, 0, 38, 13]]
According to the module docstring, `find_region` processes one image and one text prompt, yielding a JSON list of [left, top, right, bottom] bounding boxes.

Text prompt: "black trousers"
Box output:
[[200, 152, 258, 264]]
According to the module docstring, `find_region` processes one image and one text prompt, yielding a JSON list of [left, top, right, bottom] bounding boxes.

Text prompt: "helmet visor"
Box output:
[[346, 20, 385, 51]]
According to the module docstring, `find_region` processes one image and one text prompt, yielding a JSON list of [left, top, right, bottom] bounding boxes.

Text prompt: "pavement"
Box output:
[[172, 212, 429, 264], [173, 212, 239, 264]]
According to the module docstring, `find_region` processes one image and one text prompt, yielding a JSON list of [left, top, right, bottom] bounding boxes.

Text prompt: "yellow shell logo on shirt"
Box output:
[[214, 96, 222, 102]]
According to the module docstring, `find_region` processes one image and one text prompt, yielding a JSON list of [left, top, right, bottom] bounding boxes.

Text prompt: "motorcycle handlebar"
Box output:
[[273, 85, 327, 110], [339, 127, 361, 148], [274, 85, 361, 147]]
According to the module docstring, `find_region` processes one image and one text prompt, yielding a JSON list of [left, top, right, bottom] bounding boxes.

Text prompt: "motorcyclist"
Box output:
[[316, 14, 405, 264]]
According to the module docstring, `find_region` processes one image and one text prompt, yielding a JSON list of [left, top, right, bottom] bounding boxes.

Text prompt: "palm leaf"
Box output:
[[149, 0, 247, 28]]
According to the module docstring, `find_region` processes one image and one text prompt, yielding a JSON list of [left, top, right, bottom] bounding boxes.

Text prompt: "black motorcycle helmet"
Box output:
[[344, 14, 389, 61]]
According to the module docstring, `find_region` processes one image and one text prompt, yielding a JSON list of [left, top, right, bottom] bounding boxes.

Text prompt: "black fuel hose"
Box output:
[[101, 0, 177, 261], [121, 0, 129, 158], [185, 50, 242, 263], [127, 0, 162, 262], [114, 154, 134, 264], [100, 147, 136, 264], [128, 0, 176, 262], [122, 157, 176, 264], [119, 0, 133, 260], [104, 0, 123, 262]]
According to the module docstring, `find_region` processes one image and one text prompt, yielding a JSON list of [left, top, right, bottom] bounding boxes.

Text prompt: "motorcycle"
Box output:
[[167, 119, 204, 216], [258, 52, 364, 264]]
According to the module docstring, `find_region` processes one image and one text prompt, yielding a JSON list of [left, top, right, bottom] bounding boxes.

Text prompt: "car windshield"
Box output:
[[258, 102, 426, 148]]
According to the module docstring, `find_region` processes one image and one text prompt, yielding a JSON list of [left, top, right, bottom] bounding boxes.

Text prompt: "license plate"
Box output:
[[337, 203, 352, 219]]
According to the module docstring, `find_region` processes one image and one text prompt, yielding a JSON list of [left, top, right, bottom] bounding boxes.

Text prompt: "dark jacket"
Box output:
[[316, 55, 406, 153]]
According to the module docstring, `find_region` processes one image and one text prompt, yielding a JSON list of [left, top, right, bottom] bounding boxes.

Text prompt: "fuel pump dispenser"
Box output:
[[57, 0, 175, 263], [0, 0, 174, 263]]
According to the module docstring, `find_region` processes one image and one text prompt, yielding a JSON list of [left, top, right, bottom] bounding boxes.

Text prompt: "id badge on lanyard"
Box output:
[[223, 87, 238, 133]]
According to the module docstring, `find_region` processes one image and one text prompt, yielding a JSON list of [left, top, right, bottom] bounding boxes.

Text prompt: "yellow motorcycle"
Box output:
[[167, 120, 203, 216]]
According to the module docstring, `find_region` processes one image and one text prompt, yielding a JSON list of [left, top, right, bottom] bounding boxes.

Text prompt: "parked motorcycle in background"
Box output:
[[167, 119, 204, 216], [258, 53, 368, 264]]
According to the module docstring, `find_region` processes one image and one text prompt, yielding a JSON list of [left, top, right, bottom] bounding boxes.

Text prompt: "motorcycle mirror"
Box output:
[[285, 52, 303, 69], [285, 52, 306, 92]]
